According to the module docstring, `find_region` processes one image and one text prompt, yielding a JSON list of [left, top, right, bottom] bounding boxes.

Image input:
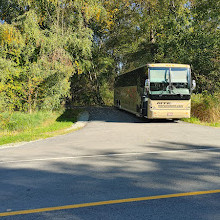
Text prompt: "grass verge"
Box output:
[[0, 109, 82, 146], [182, 93, 220, 127], [182, 117, 220, 127]]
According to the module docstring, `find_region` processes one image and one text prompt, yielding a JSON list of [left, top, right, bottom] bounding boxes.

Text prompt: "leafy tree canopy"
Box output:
[[0, 0, 219, 111]]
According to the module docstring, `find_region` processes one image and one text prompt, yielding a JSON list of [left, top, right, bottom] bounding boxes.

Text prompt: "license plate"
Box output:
[[167, 112, 173, 116]]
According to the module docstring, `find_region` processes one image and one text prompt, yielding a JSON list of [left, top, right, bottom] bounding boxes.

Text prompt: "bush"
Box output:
[[191, 93, 220, 123], [100, 82, 114, 106]]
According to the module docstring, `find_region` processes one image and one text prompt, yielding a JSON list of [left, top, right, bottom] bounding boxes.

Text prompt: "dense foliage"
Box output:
[[0, 0, 219, 111]]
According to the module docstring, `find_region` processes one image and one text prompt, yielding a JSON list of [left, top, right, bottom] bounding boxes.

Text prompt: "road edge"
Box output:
[[66, 110, 89, 131]]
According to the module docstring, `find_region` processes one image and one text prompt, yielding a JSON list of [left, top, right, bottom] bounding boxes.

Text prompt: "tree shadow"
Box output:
[[0, 141, 219, 219], [56, 109, 82, 123], [86, 106, 177, 124], [55, 106, 179, 124], [140, 141, 220, 152]]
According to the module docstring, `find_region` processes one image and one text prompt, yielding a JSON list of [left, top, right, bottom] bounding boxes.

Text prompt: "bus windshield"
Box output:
[[149, 67, 190, 95]]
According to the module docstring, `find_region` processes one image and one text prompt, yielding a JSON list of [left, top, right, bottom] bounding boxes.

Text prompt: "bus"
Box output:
[[114, 63, 196, 119]]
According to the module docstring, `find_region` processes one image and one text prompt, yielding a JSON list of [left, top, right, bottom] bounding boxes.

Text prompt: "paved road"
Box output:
[[0, 107, 220, 219]]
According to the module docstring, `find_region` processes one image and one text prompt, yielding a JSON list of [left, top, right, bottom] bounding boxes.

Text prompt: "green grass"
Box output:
[[0, 109, 82, 146], [182, 117, 220, 127]]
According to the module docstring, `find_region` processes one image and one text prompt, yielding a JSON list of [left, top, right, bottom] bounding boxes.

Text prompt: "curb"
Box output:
[[66, 111, 89, 131]]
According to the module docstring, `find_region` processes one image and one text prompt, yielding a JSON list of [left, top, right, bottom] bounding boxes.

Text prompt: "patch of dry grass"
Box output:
[[191, 93, 220, 123]]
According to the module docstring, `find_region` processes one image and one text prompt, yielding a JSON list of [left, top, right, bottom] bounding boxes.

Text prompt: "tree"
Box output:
[[0, 0, 219, 112]]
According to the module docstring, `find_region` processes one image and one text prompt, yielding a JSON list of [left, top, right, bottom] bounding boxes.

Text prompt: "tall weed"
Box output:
[[191, 93, 220, 123], [0, 111, 53, 132]]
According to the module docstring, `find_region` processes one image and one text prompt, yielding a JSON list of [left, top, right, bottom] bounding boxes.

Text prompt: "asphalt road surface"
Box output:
[[0, 107, 220, 219]]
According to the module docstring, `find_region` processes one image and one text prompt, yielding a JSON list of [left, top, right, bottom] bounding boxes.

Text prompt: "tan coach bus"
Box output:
[[114, 63, 196, 119]]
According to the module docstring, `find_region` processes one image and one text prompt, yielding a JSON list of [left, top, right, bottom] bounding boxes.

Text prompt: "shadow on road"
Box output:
[[56, 109, 81, 123], [86, 106, 177, 124], [0, 141, 219, 219]]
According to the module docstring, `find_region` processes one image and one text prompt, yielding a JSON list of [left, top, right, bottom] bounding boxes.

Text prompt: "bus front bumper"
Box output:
[[148, 109, 190, 119]]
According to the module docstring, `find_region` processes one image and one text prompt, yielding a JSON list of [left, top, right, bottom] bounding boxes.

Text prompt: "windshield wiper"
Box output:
[[169, 84, 184, 97], [159, 90, 166, 97]]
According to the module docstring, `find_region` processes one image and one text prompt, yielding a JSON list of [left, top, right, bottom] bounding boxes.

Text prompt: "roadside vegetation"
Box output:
[[183, 93, 220, 127], [0, 109, 82, 145], [1, 0, 219, 109], [0, 0, 219, 141]]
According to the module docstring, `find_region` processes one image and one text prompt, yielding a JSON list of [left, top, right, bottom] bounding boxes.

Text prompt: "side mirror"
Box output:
[[145, 79, 150, 92], [192, 80, 196, 91]]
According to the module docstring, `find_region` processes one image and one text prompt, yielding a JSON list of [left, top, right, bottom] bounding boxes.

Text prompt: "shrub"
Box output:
[[191, 93, 220, 123]]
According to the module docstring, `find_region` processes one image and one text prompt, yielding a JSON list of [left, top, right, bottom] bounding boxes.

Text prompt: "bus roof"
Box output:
[[147, 63, 190, 68], [119, 63, 191, 76]]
